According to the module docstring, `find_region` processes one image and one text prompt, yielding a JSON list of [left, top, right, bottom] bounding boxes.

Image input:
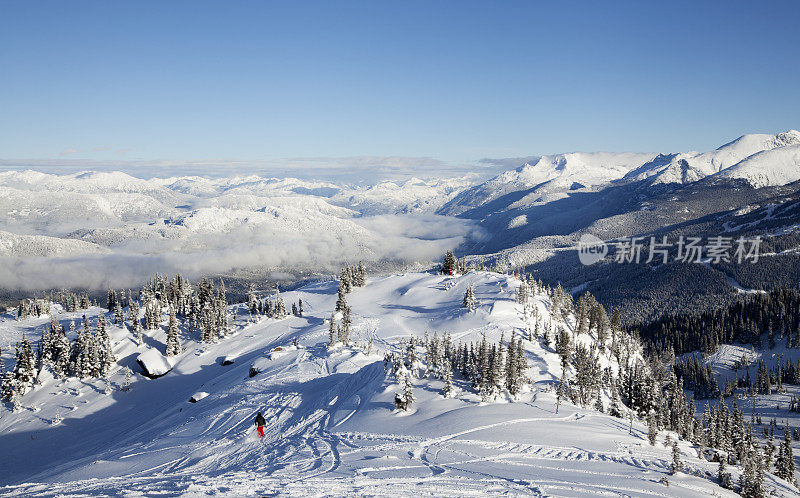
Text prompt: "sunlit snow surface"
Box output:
[[0, 272, 793, 496]]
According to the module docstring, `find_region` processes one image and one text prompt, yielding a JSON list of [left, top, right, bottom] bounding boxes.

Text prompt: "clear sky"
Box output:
[[1, 0, 799, 168]]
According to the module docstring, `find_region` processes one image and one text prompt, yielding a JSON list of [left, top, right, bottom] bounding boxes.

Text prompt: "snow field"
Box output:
[[0, 272, 794, 496]]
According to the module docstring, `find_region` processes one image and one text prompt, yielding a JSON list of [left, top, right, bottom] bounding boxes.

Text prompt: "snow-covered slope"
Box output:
[[0, 231, 109, 258], [0, 271, 792, 496]]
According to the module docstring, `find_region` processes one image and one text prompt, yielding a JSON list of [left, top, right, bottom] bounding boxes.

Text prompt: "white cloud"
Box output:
[[0, 214, 484, 291]]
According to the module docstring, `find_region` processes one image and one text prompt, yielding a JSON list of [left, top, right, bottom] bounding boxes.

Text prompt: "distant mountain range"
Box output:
[[2, 131, 800, 320]]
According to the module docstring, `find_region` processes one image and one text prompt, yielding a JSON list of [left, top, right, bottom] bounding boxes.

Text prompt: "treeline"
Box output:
[[247, 285, 293, 320], [514, 265, 796, 493], [2, 273, 284, 408], [1, 313, 116, 408], [384, 331, 528, 408], [636, 287, 800, 357], [16, 289, 93, 319]]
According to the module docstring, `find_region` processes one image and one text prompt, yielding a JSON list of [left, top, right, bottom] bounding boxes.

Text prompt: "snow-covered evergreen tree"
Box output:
[[114, 302, 124, 325], [400, 371, 415, 410], [717, 456, 732, 489], [442, 250, 457, 275], [441, 357, 454, 398], [462, 284, 477, 311], [122, 367, 132, 391], [776, 421, 797, 486], [328, 313, 337, 347], [647, 412, 658, 445], [165, 310, 182, 356], [669, 441, 681, 475], [97, 319, 116, 375], [247, 283, 258, 315]]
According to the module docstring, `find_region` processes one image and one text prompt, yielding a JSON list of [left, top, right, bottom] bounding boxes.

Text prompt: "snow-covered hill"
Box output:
[[0, 271, 794, 496], [0, 231, 109, 258]]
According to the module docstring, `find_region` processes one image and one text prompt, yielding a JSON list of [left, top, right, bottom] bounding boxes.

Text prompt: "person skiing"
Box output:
[[254, 412, 266, 438]]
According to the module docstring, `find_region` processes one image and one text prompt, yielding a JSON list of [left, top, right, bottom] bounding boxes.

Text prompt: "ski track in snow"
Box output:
[[0, 272, 786, 497]]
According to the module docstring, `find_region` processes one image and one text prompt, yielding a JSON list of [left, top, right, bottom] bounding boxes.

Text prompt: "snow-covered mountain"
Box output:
[[439, 152, 657, 217], [3, 130, 800, 298], [626, 130, 800, 185], [0, 171, 486, 290], [713, 144, 800, 188], [442, 131, 800, 221], [2, 270, 788, 496]]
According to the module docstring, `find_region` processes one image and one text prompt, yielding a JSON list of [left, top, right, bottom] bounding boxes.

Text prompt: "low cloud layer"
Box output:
[[0, 214, 484, 292], [479, 156, 541, 170], [0, 156, 505, 183]]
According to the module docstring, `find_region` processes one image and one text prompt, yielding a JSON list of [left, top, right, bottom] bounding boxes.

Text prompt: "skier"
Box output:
[[254, 412, 266, 438]]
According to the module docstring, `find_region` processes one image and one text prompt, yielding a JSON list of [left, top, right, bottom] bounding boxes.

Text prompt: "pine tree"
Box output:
[[402, 371, 416, 409], [669, 441, 682, 474], [647, 412, 658, 445], [489, 342, 503, 398], [443, 250, 457, 275], [107, 289, 117, 311], [114, 302, 124, 325], [740, 445, 765, 498], [515, 338, 527, 387], [505, 336, 517, 396], [328, 313, 337, 347], [122, 367, 132, 391], [462, 285, 477, 311], [338, 305, 352, 344], [273, 286, 287, 319], [776, 420, 797, 486], [555, 366, 566, 414], [717, 456, 732, 489], [247, 283, 258, 315], [335, 286, 348, 312], [441, 357, 454, 398], [9, 336, 37, 396], [97, 320, 116, 375], [165, 310, 182, 356]]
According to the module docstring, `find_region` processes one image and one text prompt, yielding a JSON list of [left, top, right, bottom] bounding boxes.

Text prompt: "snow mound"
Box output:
[[136, 349, 173, 379], [189, 391, 210, 403], [268, 344, 299, 360]]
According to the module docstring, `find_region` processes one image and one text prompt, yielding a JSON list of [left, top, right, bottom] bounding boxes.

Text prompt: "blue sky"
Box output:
[[1, 1, 799, 169]]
